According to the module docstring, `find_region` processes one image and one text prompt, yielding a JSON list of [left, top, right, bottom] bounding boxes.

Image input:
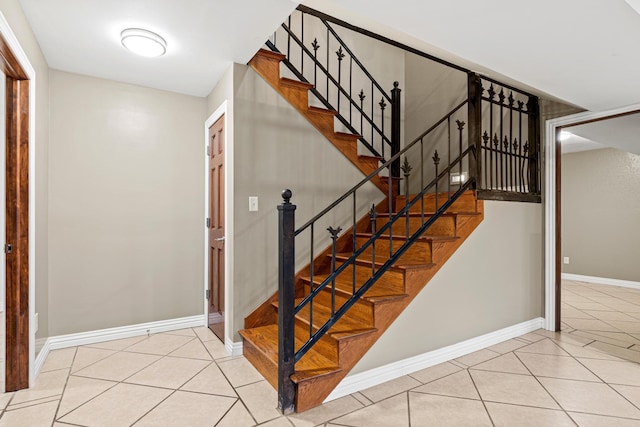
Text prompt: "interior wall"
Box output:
[[0, 0, 51, 347], [562, 148, 640, 282], [402, 52, 468, 194], [231, 63, 383, 341], [351, 200, 543, 373], [48, 70, 207, 335]]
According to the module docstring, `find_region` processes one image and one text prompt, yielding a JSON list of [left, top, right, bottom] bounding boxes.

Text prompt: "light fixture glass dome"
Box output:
[[121, 28, 167, 57]]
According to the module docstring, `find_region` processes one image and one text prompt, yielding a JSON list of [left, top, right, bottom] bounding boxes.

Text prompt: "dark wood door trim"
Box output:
[[0, 32, 30, 391]]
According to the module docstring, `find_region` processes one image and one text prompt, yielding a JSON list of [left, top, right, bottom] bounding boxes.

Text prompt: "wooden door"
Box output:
[[208, 116, 225, 341]]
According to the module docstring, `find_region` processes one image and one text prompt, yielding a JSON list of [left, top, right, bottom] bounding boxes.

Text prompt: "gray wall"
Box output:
[[562, 148, 640, 282], [231, 64, 383, 340], [48, 70, 207, 335], [0, 0, 51, 340], [352, 200, 543, 373]]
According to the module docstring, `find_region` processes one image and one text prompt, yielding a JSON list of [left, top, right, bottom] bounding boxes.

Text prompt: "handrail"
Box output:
[[321, 18, 392, 104], [295, 99, 468, 236]]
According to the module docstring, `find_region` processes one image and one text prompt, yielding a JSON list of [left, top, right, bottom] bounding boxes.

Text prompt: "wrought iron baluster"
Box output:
[[287, 16, 291, 61], [387, 163, 393, 258], [420, 138, 424, 227], [493, 134, 499, 190], [508, 92, 514, 191], [311, 38, 319, 88], [309, 223, 314, 339], [349, 57, 353, 124], [300, 12, 304, 75], [483, 131, 489, 190], [456, 120, 465, 186], [513, 138, 519, 194], [488, 85, 495, 189], [447, 117, 451, 198], [433, 151, 440, 210], [369, 204, 377, 277], [327, 226, 342, 316], [336, 47, 344, 113], [518, 100, 524, 193], [499, 88, 505, 190], [401, 158, 412, 240], [326, 28, 329, 99], [371, 81, 374, 155], [503, 136, 509, 191], [379, 97, 387, 158], [359, 89, 365, 137], [523, 141, 530, 191], [352, 192, 356, 295]]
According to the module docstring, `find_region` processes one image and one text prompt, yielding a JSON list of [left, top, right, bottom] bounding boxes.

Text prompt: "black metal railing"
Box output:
[[276, 101, 473, 412], [471, 76, 541, 202], [268, 6, 401, 178]]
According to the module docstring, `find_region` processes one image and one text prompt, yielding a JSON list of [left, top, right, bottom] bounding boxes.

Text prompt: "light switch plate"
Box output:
[[249, 196, 259, 212]]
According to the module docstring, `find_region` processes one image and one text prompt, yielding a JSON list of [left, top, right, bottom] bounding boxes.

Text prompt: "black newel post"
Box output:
[[391, 81, 402, 193], [277, 189, 296, 414], [527, 96, 540, 194], [467, 73, 482, 190]]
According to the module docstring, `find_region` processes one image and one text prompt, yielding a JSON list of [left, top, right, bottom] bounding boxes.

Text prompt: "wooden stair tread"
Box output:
[[254, 48, 286, 61], [358, 155, 384, 162], [381, 211, 480, 217], [280, 77, 314, 90], [301, 273, 406, 299], [334, 131, 360, 141], [239, 325, 341, 383], [308, 106, 337, 116], [355, 232, 459, 242], [334, 253, 435, 270]]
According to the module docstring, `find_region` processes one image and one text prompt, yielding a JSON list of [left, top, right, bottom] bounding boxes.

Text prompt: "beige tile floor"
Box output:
[[4, 279, 640, 426]]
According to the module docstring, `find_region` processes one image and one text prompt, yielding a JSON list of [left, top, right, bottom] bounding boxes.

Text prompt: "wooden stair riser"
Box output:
[[374, 215, 457, 236], [292, 297, 374, 332], [298, 285, 376, 327], [242, 336, 279, 389], [278, 79, 313, 112], [330, 260, 406, 294], [395, 192, 477, 213], [355, 235, 432, 264]]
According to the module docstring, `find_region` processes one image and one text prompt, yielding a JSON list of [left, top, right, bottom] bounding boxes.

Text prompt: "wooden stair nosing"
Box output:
[[355, 232, 459, 243], [279, 77, 314, 91], [253, 48, 286, 62], [333, 253, 436, 271], [307, 105, 337, 117], [300, 275, 407, 303]]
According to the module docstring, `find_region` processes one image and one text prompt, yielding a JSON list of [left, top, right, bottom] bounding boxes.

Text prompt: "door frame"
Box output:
[[0, 12, 37, 389], [204, 100, 236, 354], [543, 102, 640, 331]]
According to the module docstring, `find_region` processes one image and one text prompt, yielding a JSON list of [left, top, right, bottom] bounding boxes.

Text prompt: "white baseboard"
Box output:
[[325, 317, 544, 402], [562, 273, 640, 290], [34, 314, 206, 377], [34, 338, 51, 377], [226, 339, 243, 357]]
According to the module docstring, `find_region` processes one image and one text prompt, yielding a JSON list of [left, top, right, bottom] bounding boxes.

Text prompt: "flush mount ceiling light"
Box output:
[[121, 28, 167, 57]]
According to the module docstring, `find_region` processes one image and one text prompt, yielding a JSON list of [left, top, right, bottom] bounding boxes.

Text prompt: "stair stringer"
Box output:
[[248, 49, 391, 194]]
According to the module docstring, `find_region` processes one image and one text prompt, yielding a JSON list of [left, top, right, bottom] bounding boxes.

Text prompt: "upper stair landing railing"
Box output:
[[267, 6, 401, 179], [472, 76, 541, 202]]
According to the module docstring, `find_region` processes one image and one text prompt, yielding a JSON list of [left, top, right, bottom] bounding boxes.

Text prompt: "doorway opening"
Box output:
[[545, 106, 640, 333]]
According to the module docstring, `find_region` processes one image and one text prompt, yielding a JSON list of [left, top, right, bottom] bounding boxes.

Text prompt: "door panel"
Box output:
[[208, 115, 225, 341]]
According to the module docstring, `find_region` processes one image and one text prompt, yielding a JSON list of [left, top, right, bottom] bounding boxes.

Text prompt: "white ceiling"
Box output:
[[18, 0, 298, 97], [16, 0, 640, 111], [564, 113, 640, 155]]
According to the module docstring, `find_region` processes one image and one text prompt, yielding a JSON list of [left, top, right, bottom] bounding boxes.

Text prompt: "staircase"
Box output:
[[236, 4, 541, 414], [249, 49, 391, 194], [240, 190, 483, 411]]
